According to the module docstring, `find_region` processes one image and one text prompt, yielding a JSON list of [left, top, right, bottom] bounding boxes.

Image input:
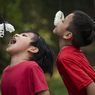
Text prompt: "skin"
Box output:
[[86, 82, 95, 95], [6, 33, 50, 95], [53, 13, 74, 48], [53, 13, 74, 37], [53, 13, 95, 95], [6, 33, 39, 66]]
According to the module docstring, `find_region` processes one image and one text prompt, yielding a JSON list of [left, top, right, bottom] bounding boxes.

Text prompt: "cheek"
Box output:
[[55, 26, 65, 36], [53, 26, 61, 33], [6, 41, 30, 54], [16, 41, 30, 50], [53, 24, 66, 37]]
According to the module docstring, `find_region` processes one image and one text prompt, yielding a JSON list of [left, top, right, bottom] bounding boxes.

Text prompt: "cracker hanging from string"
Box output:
[[0, 22, 15, 38], [0, 16, 15, 38], [54, 10, 64, 26]]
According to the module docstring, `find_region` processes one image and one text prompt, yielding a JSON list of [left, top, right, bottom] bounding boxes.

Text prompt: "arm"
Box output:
[[29, 63, 49, 94], [86, 82, 95, 95], [58, 58, 95, 91], [37, 90, 50, 95]]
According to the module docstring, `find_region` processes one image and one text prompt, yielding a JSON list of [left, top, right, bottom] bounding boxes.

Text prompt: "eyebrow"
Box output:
[[20, 33, 32, 38]]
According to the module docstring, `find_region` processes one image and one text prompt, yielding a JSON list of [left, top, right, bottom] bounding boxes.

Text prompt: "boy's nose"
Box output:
[[53, 28, 56, 33], [14, 34, 19, 37]]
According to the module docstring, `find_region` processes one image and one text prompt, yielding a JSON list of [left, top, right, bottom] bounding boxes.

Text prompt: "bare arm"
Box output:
[[37, 90, 50, 95], [86, 82, 95, 95]]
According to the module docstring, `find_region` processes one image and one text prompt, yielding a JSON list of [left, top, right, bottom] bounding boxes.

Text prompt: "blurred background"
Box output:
[[0, 0, 95, 95]]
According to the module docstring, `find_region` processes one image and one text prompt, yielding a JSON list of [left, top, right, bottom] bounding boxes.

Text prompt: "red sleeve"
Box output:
[[58, 58, 93, 91], [30, 64, 49, 93]]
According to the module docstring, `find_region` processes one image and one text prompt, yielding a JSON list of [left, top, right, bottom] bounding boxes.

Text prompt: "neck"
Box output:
[[10, 53, 29, 66], [59, 37, 72, 49]]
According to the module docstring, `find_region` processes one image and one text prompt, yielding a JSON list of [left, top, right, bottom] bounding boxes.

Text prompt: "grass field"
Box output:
[[47, 70, 68, 95]]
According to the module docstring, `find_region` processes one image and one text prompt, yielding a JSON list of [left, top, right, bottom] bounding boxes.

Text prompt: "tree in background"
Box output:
[[0, 0, 95, 76]]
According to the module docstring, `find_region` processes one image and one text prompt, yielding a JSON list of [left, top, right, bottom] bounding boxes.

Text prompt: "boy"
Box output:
[[53, 10, 95, 95], [1, 31, 53, 95]]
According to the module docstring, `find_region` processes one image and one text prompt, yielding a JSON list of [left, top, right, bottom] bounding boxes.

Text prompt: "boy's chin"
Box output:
[[6, 47, 12, 54], [53, 32, 58, 36], [6, 48, 14, 56], [53, 31, 61, 36]]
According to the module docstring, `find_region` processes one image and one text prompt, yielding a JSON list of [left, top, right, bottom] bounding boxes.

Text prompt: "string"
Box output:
[[0, 15, 4, 24], [58, 0, 62, 10]]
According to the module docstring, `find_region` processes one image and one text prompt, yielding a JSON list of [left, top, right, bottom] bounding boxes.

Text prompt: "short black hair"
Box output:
[[67, 10, 95, 48], [24, 30, 54, 76]]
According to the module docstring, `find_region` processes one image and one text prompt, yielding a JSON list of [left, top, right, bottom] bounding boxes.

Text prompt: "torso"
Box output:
[[1, 61, 48, 95], [57, 45, 95, 95]]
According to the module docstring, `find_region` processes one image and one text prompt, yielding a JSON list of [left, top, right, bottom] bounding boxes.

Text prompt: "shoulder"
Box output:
[[24, 61, 43, 71], [3, 66, 10, 72], [24, 61, 39, 68], [57, 50, 74, 62], [57, 46, 83, 62], [57, 47, 83, 67], [24, 61, 44, 76]]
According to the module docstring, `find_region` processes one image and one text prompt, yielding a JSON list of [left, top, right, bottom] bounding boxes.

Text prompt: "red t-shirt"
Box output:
[[1, 61, 48, 95], [57, 45, 95, 95]]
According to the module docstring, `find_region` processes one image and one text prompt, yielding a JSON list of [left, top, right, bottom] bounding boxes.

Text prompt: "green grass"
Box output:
[[47, 70, 68, 95]]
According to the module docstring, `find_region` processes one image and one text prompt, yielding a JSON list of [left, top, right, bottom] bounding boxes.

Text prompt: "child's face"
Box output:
[[6, 32, 35, 55], [53, 13, 74, 38]]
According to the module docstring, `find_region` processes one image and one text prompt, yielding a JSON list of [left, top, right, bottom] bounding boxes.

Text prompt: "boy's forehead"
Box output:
[[62, 13, 74, 26], [64, 13, 74, 22]]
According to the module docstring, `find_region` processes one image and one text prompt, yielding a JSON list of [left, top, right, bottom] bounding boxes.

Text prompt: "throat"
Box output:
[[10, 54, 29, 67], [59, 37, 72, 49]]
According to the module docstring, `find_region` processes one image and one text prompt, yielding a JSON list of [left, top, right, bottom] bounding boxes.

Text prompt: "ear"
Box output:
[[28, 46, 39, 54], [63, 31, 73, 40]]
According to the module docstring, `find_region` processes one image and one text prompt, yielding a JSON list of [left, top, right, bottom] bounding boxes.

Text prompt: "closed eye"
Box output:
[[22, 34, 28, 37]]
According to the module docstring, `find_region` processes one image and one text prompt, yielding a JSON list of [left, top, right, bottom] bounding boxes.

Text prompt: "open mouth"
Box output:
[[9, 37, 16, 45]]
